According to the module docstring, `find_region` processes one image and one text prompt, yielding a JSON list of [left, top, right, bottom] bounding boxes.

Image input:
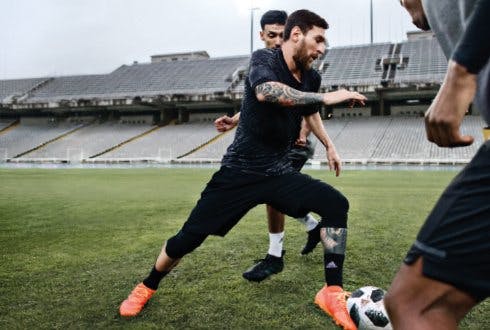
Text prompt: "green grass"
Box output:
[[0, 168, 488, 329]]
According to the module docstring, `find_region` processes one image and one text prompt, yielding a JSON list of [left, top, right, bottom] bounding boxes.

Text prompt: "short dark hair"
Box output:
[[283, 9, 329, 41], [260, 10, 288, 30]]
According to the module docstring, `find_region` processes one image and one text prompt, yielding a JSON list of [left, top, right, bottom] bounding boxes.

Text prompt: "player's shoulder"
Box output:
[[251, 48, 280, 64], [252, 47, 276, 57]]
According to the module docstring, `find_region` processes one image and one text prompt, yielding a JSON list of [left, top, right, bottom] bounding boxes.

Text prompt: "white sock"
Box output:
[[295, 213, 318, 232], [268, 232, 284, 257]]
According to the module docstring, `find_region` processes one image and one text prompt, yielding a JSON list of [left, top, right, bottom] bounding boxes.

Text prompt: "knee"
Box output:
[[318, 192, 349, 227], [165, 230, 207, 259], [384, 278, 418, 328], [337, 193, 349, 214], [326, 190, 349, 216]]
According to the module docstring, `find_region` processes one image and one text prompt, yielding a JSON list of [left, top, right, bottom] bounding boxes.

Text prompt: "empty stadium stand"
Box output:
[[0, 115, 485, 165], [0, 77, 52, 104], [1, 35, 481, 167], [181, 116, 485, 165], [321, 43, 392, 88], [17, 121, 155, 162], [0, 119, 17, 131], [0, 117, 83, 159], [22, 55, 250, 105], [0, 37, 448, 109], [395, 39, 447, 85], [94, 120, 222, 162], [26, 75, 109, 103]]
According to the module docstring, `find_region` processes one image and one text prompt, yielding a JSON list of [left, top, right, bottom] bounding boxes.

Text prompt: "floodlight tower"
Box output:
[[370, 0, 374, 44]]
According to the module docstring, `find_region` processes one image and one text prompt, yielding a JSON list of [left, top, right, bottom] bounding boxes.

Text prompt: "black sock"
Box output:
[[143, 266, 169, 290], [323, 253, 345, 287]]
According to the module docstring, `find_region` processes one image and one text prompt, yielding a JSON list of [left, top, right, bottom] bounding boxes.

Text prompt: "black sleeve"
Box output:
[[248, 49, 278, 89], [248, 49, 320, 117], [452, 0, 490, 74]]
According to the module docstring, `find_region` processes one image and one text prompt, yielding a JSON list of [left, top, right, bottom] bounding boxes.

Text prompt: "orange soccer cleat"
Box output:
[[315, 285, 357, 330], [119, 283, 156, 317]]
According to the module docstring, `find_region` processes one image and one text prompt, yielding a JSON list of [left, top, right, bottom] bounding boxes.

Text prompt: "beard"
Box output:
[[292, 40, 313, 70]]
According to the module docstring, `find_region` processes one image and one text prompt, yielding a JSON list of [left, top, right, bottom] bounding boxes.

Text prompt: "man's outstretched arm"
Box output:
[[255, 81, 366, 110]]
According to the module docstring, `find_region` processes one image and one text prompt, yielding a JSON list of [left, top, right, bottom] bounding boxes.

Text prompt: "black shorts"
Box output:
[[182, 166, 349, 237], [404, 140, 490, 300]]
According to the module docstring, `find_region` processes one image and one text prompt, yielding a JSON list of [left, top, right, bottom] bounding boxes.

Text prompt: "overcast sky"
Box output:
[[0, 0, 416, 80]]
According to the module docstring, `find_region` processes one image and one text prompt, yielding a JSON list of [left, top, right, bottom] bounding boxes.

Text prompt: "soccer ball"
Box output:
[[346, 286, 393, 330]]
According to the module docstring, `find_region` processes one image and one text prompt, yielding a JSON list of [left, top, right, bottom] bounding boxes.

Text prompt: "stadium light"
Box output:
[[370, 0, 374, 44], [250, 7, 259, 54]]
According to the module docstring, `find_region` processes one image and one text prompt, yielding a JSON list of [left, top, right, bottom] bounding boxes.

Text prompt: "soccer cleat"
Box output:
[[119, 282, 156, 317], [315, 285, 357, 330], [242, 251, 285, 282], [301, 224, 321, 255]]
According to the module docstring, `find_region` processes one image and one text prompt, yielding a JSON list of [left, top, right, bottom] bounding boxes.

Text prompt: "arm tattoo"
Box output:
[[256, 82, 323, 106]]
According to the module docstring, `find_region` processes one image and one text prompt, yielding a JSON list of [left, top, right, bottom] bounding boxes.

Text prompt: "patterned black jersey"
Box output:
[[222, 48, 321, 176]]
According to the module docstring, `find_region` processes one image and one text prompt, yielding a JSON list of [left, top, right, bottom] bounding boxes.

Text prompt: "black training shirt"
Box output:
[[222, 48, 321, 176]]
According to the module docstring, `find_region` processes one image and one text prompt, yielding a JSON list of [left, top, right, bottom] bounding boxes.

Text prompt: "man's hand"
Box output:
[[295, 119, 311, 146], [326, 144, 341, 177], [214, 114, 239, 132], [424, 60, 477, 147], [323, 89, 367, 107], [295, 135, 307, 147]]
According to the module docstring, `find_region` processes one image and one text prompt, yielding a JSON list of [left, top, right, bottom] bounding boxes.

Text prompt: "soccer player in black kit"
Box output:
[[119, 9, 366, 330], [214, 10, 323, 283]]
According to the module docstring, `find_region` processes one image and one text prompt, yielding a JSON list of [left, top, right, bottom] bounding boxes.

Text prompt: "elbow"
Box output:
[[255, 93, 266, 103]]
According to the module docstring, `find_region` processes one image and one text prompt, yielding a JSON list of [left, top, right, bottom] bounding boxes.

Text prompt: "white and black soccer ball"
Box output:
[[347, 286, 393, 330]]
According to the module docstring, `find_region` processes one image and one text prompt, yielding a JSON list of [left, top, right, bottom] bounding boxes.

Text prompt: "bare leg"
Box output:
[[266, 204, 285, 233], [385, 257, 478, 330], [155, 243, 181, 272]]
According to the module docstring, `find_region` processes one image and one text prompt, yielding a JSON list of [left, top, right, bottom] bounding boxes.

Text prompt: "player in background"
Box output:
[[385, 0, 490, 329], [214, 10, 322, 283], [120, 10, 367, 329]]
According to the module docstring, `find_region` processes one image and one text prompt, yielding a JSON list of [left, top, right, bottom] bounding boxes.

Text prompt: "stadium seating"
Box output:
[[395, 39, 447, 84], [17, 121, 154, 162], [95, 120, 222, 162], [0, 118, 82, 159], [0, 39, 448, 107], [183, 116, 485, 165], [107, 56, 250, 96], [1, 115, 485, 164], [0, 78, 51, 103], [26, 75, 109, 102], [182, 128, 236, 161], [22, 56, 251, 104], [0, 119, 16, 131], [321, 43, 392, 88], [0, 38, 478, 166]]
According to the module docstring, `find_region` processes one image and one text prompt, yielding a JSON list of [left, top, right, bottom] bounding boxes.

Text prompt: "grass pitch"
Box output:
[[0, 168, 488, 329]]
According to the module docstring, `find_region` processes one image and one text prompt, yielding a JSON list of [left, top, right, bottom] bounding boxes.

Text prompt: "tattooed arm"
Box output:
[[255, 81, 324, 106], [255, 81, 367, 107]]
